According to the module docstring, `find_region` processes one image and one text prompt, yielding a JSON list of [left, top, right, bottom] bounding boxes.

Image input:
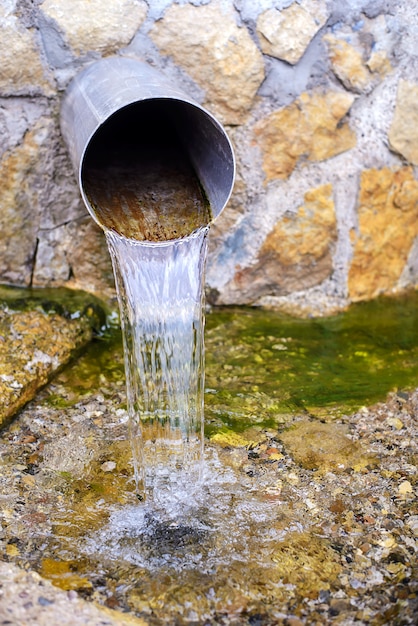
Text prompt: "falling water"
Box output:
[[106, 228, 208, 502]]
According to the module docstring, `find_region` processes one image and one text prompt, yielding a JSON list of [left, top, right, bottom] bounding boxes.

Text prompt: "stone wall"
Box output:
[[1, 0, 418, 315]]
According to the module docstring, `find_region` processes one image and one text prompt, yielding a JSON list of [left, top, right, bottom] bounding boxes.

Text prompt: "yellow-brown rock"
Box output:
[[366, 50, 392, 76], [41, 0, 147, 56], [257, 1, 327, 65], [0, 308, 93, 428], [149, 2, 264, 125], [0, 2, 54, 95], [388, 80, 418, 166], [323, 35, 371, 93], [278, 421, 377, 474], [348, 167, 418, 302], [253, 91, 356, 181], [220, 184, 337, 304], [272, 532, 342, 594], [323, 18, 393, 94], [0, 124, 45, 284]]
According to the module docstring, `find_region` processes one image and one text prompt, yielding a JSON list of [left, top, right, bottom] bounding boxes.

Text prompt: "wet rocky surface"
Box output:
[[0, 289, 417, 625], [0, 286, 108, 429]]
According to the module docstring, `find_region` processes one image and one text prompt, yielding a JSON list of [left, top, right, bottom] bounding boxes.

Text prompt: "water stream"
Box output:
[[106, 228, 208, 501]]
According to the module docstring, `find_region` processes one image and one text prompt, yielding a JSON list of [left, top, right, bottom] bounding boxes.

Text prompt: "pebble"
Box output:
[[398, 480, 413, 495], [386, 416, 404, 430], [406, 515, 418, 536], [101, 461, 117, 472]]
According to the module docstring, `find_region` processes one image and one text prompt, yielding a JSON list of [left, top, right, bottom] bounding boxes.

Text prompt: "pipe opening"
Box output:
[[81, 99, 229, 242]]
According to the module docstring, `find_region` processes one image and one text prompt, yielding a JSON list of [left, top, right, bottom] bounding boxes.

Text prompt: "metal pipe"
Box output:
[[60, 56, 235, 239]]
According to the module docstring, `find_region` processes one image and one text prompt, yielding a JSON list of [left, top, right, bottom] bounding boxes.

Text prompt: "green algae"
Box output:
[[271, 531, 342, 594], [0, 284, 110, 332], [204, 290, 418, 429]]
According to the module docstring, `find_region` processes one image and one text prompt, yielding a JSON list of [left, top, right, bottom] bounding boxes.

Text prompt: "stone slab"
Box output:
[[0, 561, 147, 626], [0, 292, 103, 429]]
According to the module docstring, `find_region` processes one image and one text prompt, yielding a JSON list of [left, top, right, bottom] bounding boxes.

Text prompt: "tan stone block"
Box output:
[[41, 0, 147, 56], [324, 35, 370, 93], [257, 1, 327, 65], [348, 167, 418, 301], [261, 183, 336, 267], [0, 3, 54, 95], [253, 91, 356, 181], [0, 124, 46, 284], [388, 80, 418, 166], [219, 184, 337, 304], [150, 2, 264, 125]]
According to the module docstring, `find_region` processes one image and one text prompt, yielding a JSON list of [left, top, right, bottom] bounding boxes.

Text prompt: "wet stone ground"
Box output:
[[0, 288, 417, 625]]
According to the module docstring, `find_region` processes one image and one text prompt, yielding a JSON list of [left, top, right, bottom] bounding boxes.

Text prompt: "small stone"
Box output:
[[5, 543, 20, 557], [285, 618, 304, 626], [379, 534, 396, 549], [406, 515, 418, 536], [389, 80, 418, 165], [267, 452, 283, 461], [359, 542, 371, 554], [324, 35, 370, 93], [101, 461, 117, 472], [398, 480, 413, 495], [386, 562, 405, 575], [386, 417, 404, 430], [211, 427, 266, 449], [329, 598, 350, 615], [278, 420, 377, 474], [256, 1, 327, 65]]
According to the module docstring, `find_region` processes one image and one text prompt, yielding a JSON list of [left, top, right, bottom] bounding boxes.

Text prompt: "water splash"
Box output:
[[106, 228, 209, 501]]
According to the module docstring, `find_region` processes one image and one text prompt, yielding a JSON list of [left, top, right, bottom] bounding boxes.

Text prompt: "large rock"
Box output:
[[253, 91, 356, 180], [388, 80, 418, 165], [256, 0, 328, 65], [0, 561, 147, 626], [0, 305, 93, 428], [150, 1, 264, 125], [0, 1, 54, 95], [41, 0, 147, 56], [348, 167, 418, 301], [216, 183, 337, 304], [0, 122, 47, 285]]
